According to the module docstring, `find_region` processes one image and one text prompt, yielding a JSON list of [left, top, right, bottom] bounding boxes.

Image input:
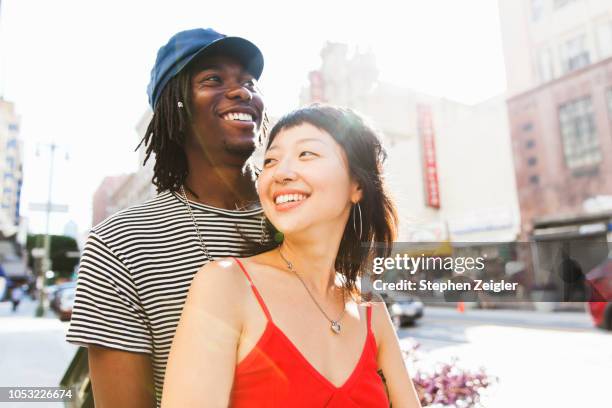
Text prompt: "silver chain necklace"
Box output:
[[278, 248, 346, 334], [180, 185, 212, 262]]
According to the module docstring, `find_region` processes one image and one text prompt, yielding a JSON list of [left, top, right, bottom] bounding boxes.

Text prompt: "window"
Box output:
[[529, 175, 540, 185], [598, 22, 612, 58], [522, 122, 534, 132], [560, 34, 590, 74], [559, 97, 601, 169], [553, 0, 576, 10], [531, 0, 544, 22], [537, 48, 554, 83], [526, 139, 536, 149], [528, 157, 538, 166]]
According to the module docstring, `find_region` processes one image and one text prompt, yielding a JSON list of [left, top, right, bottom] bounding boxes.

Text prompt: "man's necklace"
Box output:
[[180, 185, 212, 262], [278, 248, 346, 335]]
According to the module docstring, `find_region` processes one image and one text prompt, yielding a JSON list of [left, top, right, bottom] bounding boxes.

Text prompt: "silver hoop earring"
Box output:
[[260, 216, 268, 244], [352, 202, 363, 241]]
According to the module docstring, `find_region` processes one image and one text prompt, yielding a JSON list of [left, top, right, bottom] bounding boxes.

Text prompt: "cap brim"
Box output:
[[186, 36, 264, 79]]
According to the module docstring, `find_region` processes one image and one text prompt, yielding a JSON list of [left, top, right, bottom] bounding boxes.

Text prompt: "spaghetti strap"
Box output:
[[233, 257, 273, 322], [366, 304, 372, 332]]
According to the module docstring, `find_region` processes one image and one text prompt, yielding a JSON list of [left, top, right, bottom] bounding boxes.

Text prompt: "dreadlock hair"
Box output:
[[136, 68, 270, 194]]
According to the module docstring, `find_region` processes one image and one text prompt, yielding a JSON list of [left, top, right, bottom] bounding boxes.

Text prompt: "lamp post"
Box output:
[[33, 142, 68, 317]]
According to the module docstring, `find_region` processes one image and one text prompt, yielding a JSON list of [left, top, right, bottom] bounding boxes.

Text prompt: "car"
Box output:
[[586, 258, 612, 330], [57, 286, 76, 322], [380, 292, 424, 328], [49, 281, 76, 317]]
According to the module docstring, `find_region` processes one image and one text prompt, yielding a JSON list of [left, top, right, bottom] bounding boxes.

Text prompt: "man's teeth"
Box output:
[[222, 112, 253, 122], [275, 194, 307, 204]]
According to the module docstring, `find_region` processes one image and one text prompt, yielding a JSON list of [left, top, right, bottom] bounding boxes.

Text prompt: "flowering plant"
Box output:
[[380, 340, 496, 407]]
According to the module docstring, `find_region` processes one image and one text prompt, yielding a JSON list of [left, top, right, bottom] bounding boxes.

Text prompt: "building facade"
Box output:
[[507, 57, 612, 237], [499, 0, 612, 294], [499, 0, 612, 234], [498, 0, 612, 97], [91, 174, 129, 226], [0, 98, 23, 236], [91, 110, 156, 225], [301, 43, 521, 244]]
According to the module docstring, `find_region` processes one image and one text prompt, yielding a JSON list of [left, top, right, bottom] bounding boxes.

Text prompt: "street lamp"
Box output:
[[33, 142, 69, 317]]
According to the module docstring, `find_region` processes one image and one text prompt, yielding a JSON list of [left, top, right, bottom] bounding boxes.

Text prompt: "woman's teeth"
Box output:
[[275, 194, 307, 204], [222, 112, 253, 122]]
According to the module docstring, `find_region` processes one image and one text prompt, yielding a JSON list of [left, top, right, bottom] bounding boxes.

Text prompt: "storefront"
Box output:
[[531, 211, 612, 304]]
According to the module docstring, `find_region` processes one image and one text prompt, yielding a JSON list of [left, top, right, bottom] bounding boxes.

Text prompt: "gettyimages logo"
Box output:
[[362, 241, 611, 303]]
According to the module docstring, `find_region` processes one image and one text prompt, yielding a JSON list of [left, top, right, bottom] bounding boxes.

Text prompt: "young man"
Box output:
[[66, 28, 267, 408]]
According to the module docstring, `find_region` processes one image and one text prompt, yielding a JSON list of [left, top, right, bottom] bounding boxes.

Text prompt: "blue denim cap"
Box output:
[[147, 28, 264, 109]]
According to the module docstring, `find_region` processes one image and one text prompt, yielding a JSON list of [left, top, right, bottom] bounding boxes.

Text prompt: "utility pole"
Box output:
[[30, 142, 68, 317]]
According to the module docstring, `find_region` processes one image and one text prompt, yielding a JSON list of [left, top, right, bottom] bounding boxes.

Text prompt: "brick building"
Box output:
[[507, 57, 612, 238]]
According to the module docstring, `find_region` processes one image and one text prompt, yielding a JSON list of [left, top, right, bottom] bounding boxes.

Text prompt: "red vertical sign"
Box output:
[[417, 105, 440, 209], [309, 70, 325, 103]]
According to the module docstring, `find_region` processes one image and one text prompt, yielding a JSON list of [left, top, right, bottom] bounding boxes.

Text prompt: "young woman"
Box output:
[[162, 105, 422, 407]]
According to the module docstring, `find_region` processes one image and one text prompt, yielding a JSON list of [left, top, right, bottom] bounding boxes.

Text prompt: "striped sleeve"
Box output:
[[66, 231, 152, 354]]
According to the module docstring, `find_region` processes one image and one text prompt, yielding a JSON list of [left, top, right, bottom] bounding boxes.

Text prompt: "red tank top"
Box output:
[[230, 258, 390, 408]]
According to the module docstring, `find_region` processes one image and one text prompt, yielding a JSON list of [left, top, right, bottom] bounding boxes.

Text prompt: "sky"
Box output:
[[0, 0, 507, 238]]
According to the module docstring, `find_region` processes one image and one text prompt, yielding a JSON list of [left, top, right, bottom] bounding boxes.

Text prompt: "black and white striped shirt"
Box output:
[[66, 191, 264, 405]]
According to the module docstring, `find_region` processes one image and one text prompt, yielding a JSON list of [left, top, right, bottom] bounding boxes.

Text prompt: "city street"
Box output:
[[2, 299, 610, 407], [399, 306, 611, 407], [0, 298, 76, 408]]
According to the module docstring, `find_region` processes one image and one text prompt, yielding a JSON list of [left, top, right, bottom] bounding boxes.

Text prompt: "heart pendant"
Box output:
[[330, 321, 341, 334]]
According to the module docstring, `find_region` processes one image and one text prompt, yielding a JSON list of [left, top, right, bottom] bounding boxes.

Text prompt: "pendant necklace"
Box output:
[[278, 248, 346, 334]]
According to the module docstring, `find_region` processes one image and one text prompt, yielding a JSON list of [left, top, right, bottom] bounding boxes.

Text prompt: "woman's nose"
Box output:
[[273, 159, 297, 183]]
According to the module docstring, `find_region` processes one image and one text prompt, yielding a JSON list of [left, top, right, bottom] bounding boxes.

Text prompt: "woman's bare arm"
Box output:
[[162, 259, 244, 407], [371, 302, 422, 408]]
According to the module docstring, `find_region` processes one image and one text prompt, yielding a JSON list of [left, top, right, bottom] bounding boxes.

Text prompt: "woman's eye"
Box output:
[[263, 158, 276, 166], [299, 151, 316, 158]]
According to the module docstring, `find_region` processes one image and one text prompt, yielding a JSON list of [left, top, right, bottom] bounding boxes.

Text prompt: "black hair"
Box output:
[[136, 64, 269, 193], [256, 104, 398, 299]]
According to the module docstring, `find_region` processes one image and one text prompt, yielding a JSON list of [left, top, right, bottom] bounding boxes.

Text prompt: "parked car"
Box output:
[[57, 286, 76, 322], [586, 258, 612, 330], [380, 292, 424, 328], [49, 281, 76, 317]]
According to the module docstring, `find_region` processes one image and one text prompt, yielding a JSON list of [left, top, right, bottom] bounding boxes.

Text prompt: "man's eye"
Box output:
[[244, 79, 256, 89], [202, 75, 221, 83]]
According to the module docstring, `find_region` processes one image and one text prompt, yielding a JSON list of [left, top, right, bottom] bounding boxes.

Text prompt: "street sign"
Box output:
[[29, 203, 69, 212], [31, 248, 46, 258]]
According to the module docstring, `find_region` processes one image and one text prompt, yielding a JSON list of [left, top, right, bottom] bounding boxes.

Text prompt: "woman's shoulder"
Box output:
[[191, 257, 252, 299], [359, 294, 393, 347]]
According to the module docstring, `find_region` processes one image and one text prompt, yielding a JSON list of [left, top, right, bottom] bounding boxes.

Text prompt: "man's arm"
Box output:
[[66, 231, 155, 405], [88, 346, 156, 408]]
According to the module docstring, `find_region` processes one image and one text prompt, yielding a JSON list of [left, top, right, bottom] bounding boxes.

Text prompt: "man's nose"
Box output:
[[226, 84, 253, 101]]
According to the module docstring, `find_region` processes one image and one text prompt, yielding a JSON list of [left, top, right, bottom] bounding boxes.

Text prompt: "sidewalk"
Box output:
[[0, 298, 77, 407]]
